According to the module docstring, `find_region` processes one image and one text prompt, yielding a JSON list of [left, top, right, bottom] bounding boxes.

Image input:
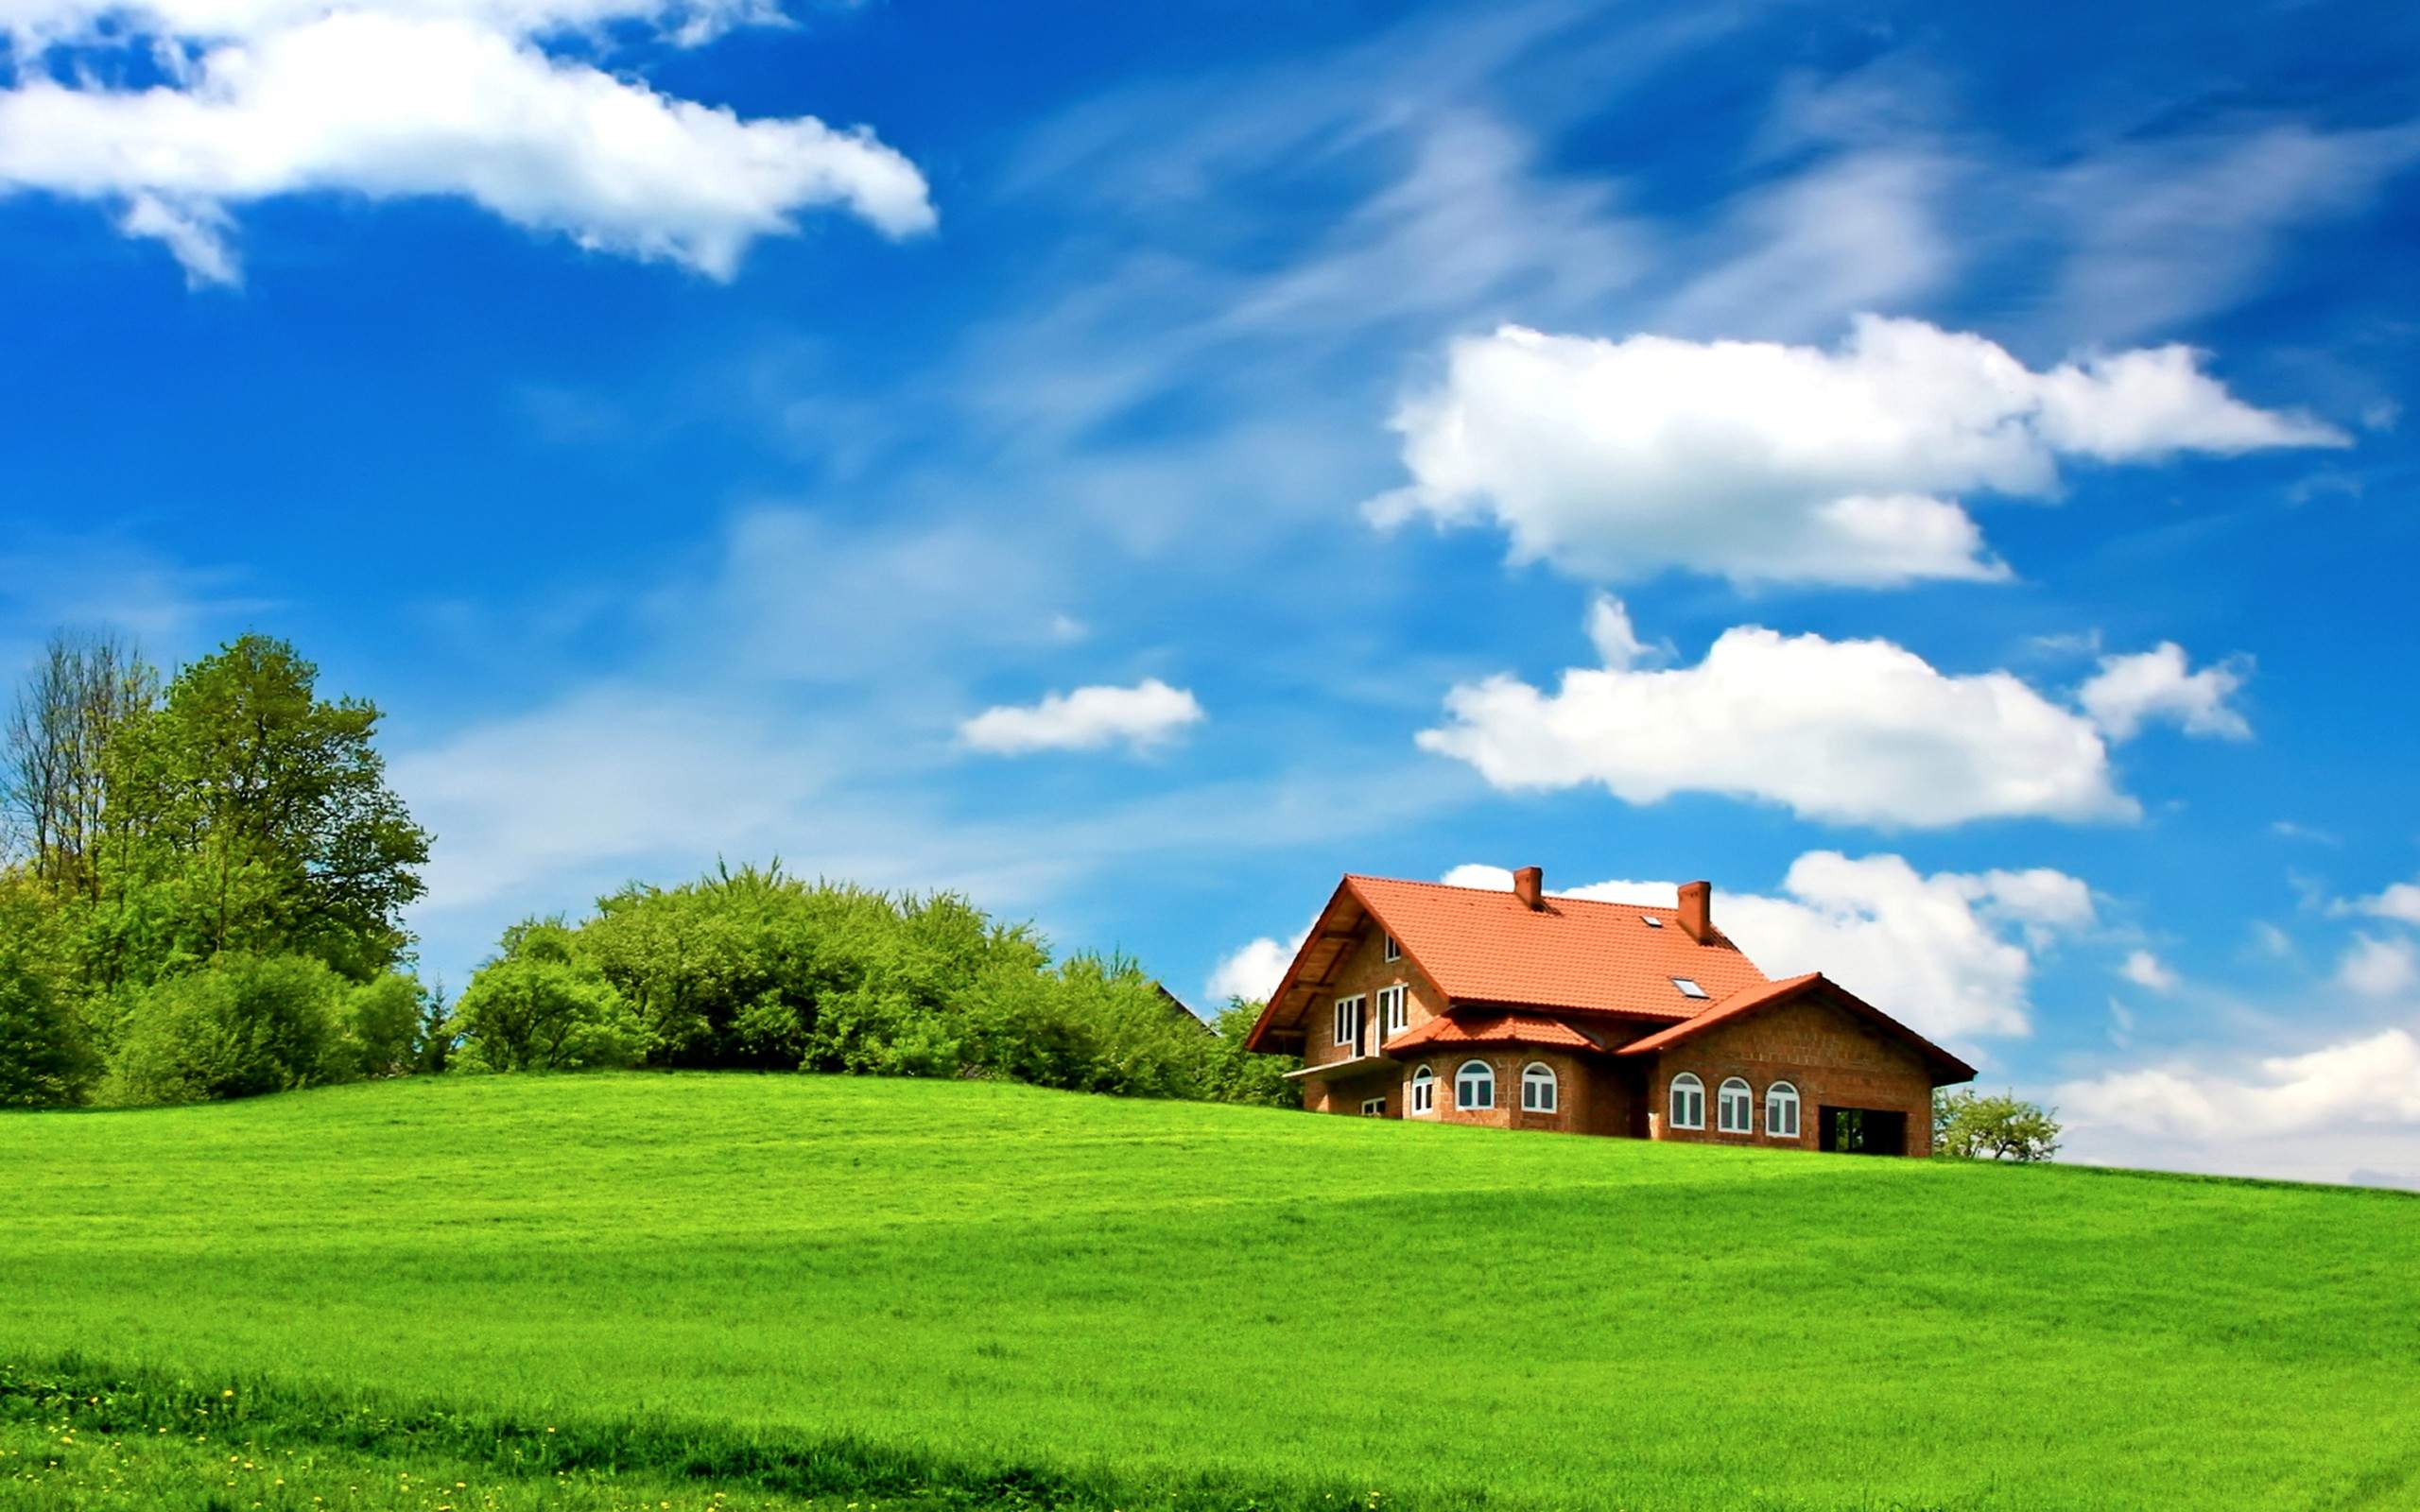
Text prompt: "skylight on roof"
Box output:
[[1671, 977, 1708, 999], [1640, 915, 1664, 928]]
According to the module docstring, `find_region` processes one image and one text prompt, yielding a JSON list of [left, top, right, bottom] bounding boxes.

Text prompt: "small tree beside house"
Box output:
[[1933, 1089, 2062, 1161]]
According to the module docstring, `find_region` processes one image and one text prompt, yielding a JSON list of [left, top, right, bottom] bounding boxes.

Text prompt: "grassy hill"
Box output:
[[3, 1074, 2415, 1511]]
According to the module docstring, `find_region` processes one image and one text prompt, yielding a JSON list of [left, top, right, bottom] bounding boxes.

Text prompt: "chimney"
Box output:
[[1512, 866, 1545, 911], [1677, 880, 1713, 943]]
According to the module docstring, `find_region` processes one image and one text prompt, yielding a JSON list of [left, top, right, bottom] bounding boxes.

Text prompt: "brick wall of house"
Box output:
[[1383, 1047, 1633, 1135], [1643, 993, 1936, 1157], [1297, 919, 1445, 1074]]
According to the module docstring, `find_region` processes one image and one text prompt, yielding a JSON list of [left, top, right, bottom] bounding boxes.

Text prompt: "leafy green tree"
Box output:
[[0, 873, 97, 1107], [107, 952, 349, 1106], [450, 923, 645, 1073], [1195, 1000, 1299, 1108], [336, 971, 425, 1079], [101, 635, 430, 982], [1934, 1089, 2062, 1161]]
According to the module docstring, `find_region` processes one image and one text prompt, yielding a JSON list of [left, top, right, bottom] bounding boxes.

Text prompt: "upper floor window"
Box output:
[[1718, 1077, 1753, 1133], [1333, 994, 1365, 1049], [1456, 1059, 1495, 1111], [1376, 984, 1409, 1035], [1520, 1062, 1558, 1114], [1409, 1065, 1436, 1115], [1382, 934, 1402, 962], [1671, 977, 1709, 999], [1766, 1081, 1801, 1139], [1668, 1073, 1704, 1130]]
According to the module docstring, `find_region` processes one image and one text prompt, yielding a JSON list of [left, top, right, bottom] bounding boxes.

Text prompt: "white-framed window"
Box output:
[[1640, 915, 1664, 929], [1520, 1062, 1558, 1114], [1409, 1065, 1436, 1115], [1668, 1073, 1704, 1130], [1376, 984, 1409, 1035], [1671, 977, 1708, 999], [1766, 1081, 1800, 1139], [1332, 994, 1365, 1049], [1360, 1097, 1387, 1117], [1455, 1059, 1495, 1111], [1718, 1077, 1753, 1133], [1382, 934, 1402, 962]]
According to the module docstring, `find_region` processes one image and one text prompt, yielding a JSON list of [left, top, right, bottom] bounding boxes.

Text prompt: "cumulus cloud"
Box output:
[[1438, 863, 1670, 906], [2359, 882, 2420, 926], [2120, 949, 2179, 993], [1442, 852, 2091, 1041], [1418, 601, 2133, 828], [959, 679, 1204, 756], [2338, 936, 2419, 999], [1366, 316, 2345, 587], [2078, 642, 2252, 742], [2059, 1029, 2420, 1143], [0, 3, 932, 283], [1204, 923, 1309, 1005]]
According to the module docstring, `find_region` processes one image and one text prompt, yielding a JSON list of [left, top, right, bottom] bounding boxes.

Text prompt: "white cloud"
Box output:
[[959, 679, 1205, 757], [2352, 881, 2420, 927], [2077, 642, 2252, 742], [1367, 315, 2344, 587], [1204, 924, 1308, 1006], [2120, 949, 2179, 993], [1720, 852, 2090, 1040], [1445, 852, 2090, 1042], [0, 8, 932, 283], [1438, 863, 1671, 907], [2059, 1029, 2420, 1143], [1418, 607, 2134, 829], [1582, 593, 1657, 670], [2338, 936, 2419, 999], [0, 0, 753, 45], [2045, 122, 2420, 343], [1659, 148, 1957, 341], [391, 684, 823, 913]]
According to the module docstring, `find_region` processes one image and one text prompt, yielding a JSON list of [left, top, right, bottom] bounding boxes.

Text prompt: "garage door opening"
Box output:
[[1818, 1107, 1908, 1156]]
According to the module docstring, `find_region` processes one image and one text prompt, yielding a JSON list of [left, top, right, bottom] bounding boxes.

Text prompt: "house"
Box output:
[[1241, 868, 1975, 1156]]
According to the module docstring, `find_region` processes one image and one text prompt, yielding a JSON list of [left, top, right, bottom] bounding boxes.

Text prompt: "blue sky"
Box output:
[[5, 0, 2419, 1183]]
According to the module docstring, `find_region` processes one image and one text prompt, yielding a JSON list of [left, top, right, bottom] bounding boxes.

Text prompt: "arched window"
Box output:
[[1718, 1077, 1753, 1133], [1520, 1062, 1558, 1113], [1455, 1059, 1495, 1111], [1765, 1081, 1800, 1139], [1409, 1065, 1436, 1116], [1668, 1073, 1704, 1130]]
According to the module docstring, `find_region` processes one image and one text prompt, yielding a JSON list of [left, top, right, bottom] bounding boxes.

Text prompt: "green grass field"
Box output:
[[4, 1074, 2416, 1511]]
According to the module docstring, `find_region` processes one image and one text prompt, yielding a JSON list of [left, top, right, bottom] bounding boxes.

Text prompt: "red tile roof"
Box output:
[[1618, 971, 1977, 1086], [1344, 874, 1770, 1020], [1383, 1012, 1596, 1053]]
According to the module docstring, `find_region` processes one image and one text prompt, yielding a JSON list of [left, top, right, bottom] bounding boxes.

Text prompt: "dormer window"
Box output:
[[1671, 977, 1708, 999], [1382, 934, 1401, 962]]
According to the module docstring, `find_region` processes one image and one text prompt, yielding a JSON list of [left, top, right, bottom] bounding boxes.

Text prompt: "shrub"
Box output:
[[106, 952, 348, 1105], [450, 924, 645, 1073], [337, 971, 425, 1079]]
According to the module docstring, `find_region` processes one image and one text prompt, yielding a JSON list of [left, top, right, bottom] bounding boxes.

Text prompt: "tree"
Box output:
[[107, 952, 349, 1105], [0, 873, 96, 1107], [336, 971, 424, 1079], [102, 635, 430, 980], [1194, 1000, 1299, 1108], [2, 630, 154, 900], [1933, 1089, 2062, 1162], [450, 923, 645, 1073]]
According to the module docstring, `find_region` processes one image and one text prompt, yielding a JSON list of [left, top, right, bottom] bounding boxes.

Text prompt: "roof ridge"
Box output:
[[1344, 872, 1681, 914]]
